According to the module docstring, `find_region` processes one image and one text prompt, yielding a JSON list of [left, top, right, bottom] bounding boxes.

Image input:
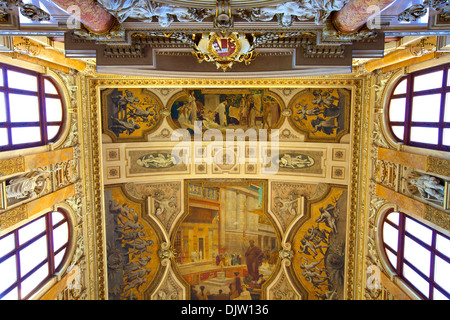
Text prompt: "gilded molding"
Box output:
[[426, 156, 450, 177], [0, 204, 27, 231], [424, 205, 450, 231], [0, 156, 25, 177]]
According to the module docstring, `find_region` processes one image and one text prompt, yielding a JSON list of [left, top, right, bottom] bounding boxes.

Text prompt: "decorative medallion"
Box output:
[[192, 32, 257, 71]]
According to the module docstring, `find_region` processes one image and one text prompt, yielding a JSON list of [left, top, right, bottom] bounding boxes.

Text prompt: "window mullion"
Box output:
[[397, 212, 406, 276], [14, 228, 22, 300], [3, 66, 12, 148], [429, 231, 437, 300], [38, 75, 48, 145], [404, 75, 413, 144]]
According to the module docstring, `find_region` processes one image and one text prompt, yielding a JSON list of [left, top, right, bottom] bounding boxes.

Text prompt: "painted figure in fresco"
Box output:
[[233, 285, 252, 300], [295, 103, 323, 121], [298, 238, 328, 258], [112, 89, 140, 121], [116, 208, 144, 232], [128, 104, 155, 123], [279, 154, 314, 169], [187, 90, 198, 123], [245, 240, 264, 282], [137, 153, 176, 168], [305, 224, 329, 245], [215, 100, 228, 126], [310, 114, 340, 135], [124, 238, 154, 259], [311, 89, 340, 109], [110, 116, 141, 135], [299, 257, 324, 273], [229, 272, 243, 299], [274, 196, 297, 216], [315, 289, 338, 300], [154, 195, 177, 218], [409, 174, 445, 203], [197, 286, 209, 300], [177, 103, 192, 128], [315, 203, 339, 234], [239, 95, 249, 124], [304, 274, 329, 289]]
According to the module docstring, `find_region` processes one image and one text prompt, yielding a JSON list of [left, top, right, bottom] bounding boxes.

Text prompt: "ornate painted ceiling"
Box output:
[[0, 0, 449, 302]]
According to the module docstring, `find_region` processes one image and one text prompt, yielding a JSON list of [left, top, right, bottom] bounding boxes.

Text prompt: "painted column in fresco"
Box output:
[[49, 0, 116, 33], [332, 0, 397, 33]]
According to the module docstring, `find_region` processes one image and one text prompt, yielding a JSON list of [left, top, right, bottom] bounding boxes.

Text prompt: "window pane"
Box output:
[[405, 217, 433, 245], [443, 128, 450, 146], [389, 98, 406, 122], [386, 249, 397, 269], [11, 127, 41, 145], [45, 98, 62, 122], [47, 125, 60, 141], [414, 70, 443, 91], [0, 68, 3, 87], [54, 248, 66, 269], [0, 234, 15, 257], [1, 287, 18, 300], [410, 127, 439, 145], [18, 216, 45, 245], [434, 288, 449, 300], [403, 263, 429, 298], [392, 126, 404, 140], [383, 222, 399, 252], [9, 94, 40, 123], [19, 236, 47, 276], [0, 255, 17, 294], [404, 236, 431, 276], [52, 223, 68, 252], [0, 128, 8, 146], [386, 211, 400, 225], [52, 211, 65, 226], [0, 92, 5, 122], [394, 78, 407, 95], [411, 94, 441, 122], [20, 263, 48, 298], [437, 234, 450, 258], [44, 79, 58, 95], [7, 70, 37, 91], [434, 256, 450, 294], [444, 93, 450, 122]]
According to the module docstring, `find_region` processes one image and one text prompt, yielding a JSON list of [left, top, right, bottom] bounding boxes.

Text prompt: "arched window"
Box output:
[[0, 63, 65, 151], [388, 63, 450, 151], [382, 210, 450, 300], [0, 210, 71, 300]]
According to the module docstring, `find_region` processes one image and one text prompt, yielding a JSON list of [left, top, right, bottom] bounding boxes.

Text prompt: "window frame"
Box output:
[[0, 209, 71, 300], [387, 63, 450, 151], [382, 209, 450, 300], [0, 63, 66, 152]]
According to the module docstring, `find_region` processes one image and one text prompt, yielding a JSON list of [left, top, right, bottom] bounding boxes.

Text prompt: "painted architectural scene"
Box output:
[[175, 181, 279, 300], [170, 89, 283, 132], [290, 88, 351, 141]]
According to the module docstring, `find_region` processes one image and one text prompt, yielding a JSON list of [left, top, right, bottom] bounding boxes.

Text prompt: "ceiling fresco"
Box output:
[[96, 76, 358, 300]]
